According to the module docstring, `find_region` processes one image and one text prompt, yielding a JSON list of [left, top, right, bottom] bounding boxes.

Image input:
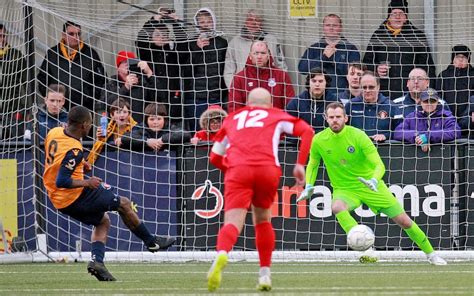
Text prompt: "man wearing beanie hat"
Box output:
[[436, 44, 474, 123], [100, 50, 158, 123], [363, 0, 436, 99]]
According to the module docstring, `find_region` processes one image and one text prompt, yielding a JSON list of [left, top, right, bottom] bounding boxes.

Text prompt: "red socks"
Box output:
[[216, 223, 239, 252], [255, 222, 275, 267]]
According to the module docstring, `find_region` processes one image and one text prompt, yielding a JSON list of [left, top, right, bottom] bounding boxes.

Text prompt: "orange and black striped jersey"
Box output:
[[43, 127, 85, 209]]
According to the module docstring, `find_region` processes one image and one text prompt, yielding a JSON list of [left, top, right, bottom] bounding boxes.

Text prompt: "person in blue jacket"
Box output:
[[345, 71, 402, 142], [394, 89, 461, 152], [287, 68, 338, 133], [298, 14, 360, 94]]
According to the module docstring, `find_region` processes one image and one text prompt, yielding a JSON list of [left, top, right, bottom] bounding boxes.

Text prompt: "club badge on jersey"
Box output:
[[268, 78, 276, 87]]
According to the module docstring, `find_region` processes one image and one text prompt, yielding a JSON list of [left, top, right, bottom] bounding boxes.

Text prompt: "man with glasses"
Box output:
[[298, 14, 360, 95], [345, 71, 402, 142], [38, 21, 106, 112], [363, 0, 435, 99], [394, 68, 450, 117]]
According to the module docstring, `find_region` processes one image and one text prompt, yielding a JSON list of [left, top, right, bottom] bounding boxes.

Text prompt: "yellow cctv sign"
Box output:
[[289, 0, 317, 18]]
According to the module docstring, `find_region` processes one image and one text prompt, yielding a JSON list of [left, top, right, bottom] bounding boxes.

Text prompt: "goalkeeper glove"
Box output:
[[297, 184, 315, 202], [357, 177, 378, 192]]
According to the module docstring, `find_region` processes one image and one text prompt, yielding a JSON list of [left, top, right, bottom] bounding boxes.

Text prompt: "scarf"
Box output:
[[0, 44, 9, 58], [385, 23, 402, 36], [87, 116, 137, 165], [59, 40, 84, 61]]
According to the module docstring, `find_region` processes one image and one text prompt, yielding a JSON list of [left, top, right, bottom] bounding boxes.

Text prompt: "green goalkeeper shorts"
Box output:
[[332, 182, 404, 218]]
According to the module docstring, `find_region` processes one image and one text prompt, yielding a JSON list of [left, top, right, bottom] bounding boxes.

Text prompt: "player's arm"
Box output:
[[305, 137, 322, 186], [56, 149, 102, 189], [357, 134, 385, 192], [291, 119, 315, 166], [209, 127, 229, 172]]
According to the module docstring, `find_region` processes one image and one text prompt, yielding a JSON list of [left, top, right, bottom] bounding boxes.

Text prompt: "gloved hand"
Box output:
[[297, 184, 315, 202], [357, 177, 378, 192]]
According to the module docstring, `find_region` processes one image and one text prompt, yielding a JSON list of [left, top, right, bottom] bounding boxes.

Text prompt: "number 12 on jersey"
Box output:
[[233, 109, 269, 130]]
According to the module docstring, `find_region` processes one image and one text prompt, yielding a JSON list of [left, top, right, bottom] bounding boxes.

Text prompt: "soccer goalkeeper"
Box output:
[[297, 102, 446, 265]]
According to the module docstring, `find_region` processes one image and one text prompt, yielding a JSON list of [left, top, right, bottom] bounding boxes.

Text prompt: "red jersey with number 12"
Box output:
[[213, 106, 310, 168]]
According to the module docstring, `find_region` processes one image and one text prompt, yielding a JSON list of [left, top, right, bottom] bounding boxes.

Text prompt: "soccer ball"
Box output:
[[347, 225, 375, 251]]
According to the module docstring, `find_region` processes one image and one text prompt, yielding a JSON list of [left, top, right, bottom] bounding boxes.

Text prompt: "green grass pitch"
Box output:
[[0, 261, 473, 295]]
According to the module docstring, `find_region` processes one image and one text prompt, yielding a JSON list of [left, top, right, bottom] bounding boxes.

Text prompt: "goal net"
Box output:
[[1, 0, 474, 263]]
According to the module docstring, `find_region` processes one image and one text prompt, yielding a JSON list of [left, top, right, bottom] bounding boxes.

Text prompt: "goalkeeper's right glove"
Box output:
[[357, 177, 378, 192], [297, 184, 315, 202]]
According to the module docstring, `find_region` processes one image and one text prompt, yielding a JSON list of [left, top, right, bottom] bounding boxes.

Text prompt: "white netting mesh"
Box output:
[[1, 0, 474, 262]]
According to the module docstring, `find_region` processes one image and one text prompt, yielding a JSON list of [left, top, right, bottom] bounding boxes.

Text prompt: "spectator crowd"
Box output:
[[2, 0, 473, 159]]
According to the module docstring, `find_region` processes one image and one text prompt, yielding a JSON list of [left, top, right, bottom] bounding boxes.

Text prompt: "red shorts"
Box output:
[[224, 165, 281, 211]]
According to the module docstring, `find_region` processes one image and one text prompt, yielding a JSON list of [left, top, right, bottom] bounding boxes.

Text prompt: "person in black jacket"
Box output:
[[37, 21, 106, 112], [362, 0, 436, 99], [123, 103, 191, 152], [182, 8, 228, 132], [436, 44, 474, 120], [100, 51, 158, 123], [135, 9, 190, 122]]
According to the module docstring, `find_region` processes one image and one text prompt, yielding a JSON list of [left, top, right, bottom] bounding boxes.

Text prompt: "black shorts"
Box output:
[[59, 183, 121, 226]]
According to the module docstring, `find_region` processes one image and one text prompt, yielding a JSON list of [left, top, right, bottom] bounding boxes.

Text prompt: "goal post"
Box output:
[[1, 0, 474, 263]]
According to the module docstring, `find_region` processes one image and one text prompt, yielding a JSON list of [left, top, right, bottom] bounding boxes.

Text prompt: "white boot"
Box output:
[[427, 252, 447, 265]]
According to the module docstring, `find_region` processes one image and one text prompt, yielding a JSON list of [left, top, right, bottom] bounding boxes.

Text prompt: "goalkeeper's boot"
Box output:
[[147, 236, 176, 252], [256, 275, 272, 292], [427, 252, 447, 265], [359, 247, 378, 264], [87, 261, 116, 281], [207, 252, 228, 292]]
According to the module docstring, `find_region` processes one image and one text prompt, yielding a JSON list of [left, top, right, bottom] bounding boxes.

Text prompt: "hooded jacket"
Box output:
[[224, 28, 287, 88], [436, 64, 474, 118], [363, 20, 436, 99], [228, 55, 294, 113], [182, 8, 228, 104], [194, 105, 228, 141], [393, 105, 461, 143], [286, 90, 338, 133]]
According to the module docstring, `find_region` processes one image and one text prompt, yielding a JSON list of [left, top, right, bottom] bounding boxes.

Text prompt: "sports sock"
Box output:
[[131, 222, 155, 246], [216, 223, 239, 252], [404, 222, 434, 254], [255, 222, 275, 267], [91, 241, 105, 263], [335, 211, 358, 233]]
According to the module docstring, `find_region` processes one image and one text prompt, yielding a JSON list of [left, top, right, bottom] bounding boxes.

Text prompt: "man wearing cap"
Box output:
[[100, 51, 158, 123], [436, 44, 474, 120], [394, 88, 460, 152], [38, 21, 106, 112], [363, 0, 436, 99]]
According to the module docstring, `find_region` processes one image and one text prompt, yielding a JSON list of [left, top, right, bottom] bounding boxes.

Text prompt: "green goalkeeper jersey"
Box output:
[[306, 125, 386, 189]]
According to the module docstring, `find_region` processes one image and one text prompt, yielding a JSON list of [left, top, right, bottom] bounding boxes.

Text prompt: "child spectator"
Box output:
[[124, 103, 191, 152], [87, 98, 137, 164], [24, 84, 68, 141], [394, 89, 461, 152], [190, 105, 227, 144]]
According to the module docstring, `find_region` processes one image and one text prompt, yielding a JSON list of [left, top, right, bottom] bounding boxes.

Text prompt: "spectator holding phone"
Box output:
[[100, 51, 158, 123]]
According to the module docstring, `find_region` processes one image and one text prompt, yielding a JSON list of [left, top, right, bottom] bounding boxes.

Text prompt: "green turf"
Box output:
[[0, 261, 473, 295]]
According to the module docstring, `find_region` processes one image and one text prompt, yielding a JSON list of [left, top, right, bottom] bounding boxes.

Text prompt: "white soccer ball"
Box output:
[[347, 225, 375, 251]]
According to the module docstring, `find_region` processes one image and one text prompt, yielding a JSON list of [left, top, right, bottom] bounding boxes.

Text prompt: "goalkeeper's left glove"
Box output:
[[297, 184, 315, 202], [357, 177, 378, 192]]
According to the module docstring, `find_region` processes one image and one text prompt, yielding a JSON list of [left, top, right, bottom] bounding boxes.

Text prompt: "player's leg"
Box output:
[[251, 165, 280, 292], [208, 208, 247, 292], [117, 196, 175, 251], [208, 165, 253, 292], [391, 212, 447, 265], [87, 213, 116, 281]]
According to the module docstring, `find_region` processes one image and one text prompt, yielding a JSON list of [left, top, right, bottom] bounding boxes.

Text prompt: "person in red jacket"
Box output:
[[227, 41, 294, 113], [190, 105, 228, 144]]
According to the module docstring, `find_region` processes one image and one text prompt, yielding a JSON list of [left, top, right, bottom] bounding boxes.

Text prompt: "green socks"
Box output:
[[335, 211, 358, 233], [404, 222, 434, 254]]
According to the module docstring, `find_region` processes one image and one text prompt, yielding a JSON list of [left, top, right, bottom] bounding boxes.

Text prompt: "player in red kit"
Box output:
[[207, 88, 314, 292]]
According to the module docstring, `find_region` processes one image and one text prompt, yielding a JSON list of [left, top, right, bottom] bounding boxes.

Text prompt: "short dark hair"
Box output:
[[325, 102, 346, 115], [63, 21, 81, 32], [196, 10, 212, 19], [144, 103, 167, 117], [306, 67, 332, 90], [109, 97, 130, 115], [323, 14, 342, 25], [46, 84, 67, 97], [68, 106, 91, 125], [348, 62, 367, 72]]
